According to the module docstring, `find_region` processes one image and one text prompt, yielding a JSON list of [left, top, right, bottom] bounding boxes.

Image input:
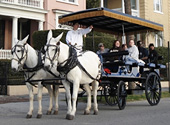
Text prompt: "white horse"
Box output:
[[11, 36, 60, 118], [44, 30, 101, 120]]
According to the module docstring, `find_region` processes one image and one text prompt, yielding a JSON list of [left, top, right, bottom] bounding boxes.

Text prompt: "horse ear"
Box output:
[[55, 32, 63, 42], [47, 30, 52, 43], [22, 35, 29, 44]]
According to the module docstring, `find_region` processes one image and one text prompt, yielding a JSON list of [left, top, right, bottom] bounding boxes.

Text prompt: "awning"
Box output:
[[59, 7, 163, 35]]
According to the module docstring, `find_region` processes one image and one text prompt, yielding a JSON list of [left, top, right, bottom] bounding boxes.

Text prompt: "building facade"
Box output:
[[101, 0, 170, 47]]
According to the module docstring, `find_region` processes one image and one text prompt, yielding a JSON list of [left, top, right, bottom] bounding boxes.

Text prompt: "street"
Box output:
[[0, 93, 170, 125]]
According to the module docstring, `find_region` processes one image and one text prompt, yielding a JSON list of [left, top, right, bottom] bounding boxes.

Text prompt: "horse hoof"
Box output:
[[84, 110, 90, 115], [26, 114, 32, 119], [46, 110, 52, 115], [93, 110, 98, 115], [37, 114, 42, 119], [53, 110, 58, 115], [66, 114, 74, 120]]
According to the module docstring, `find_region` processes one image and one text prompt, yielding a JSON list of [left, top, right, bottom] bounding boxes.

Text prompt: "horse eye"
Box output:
[[17, 50, 21, 52]]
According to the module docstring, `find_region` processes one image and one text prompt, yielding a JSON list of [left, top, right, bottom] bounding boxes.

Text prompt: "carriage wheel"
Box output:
[[117, 81, 127, 110], [104, 84, 117, 106], [145, 72, 161, 106]]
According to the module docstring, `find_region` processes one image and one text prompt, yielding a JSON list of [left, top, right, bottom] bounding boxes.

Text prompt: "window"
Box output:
[[131, 0, 137, 10], [69, 0, 75, 2], [57, 0, 78, 4], [155, 33, 163, 47], [154, 0, 162, 12]]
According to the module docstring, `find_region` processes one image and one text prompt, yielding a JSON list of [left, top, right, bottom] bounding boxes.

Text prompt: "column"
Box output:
[[136, 0, 139, 17], [100, 0, 104, 7], [55, 14, 59, 29], [14, 0, 18, 4], [40, 0, 43, 9], [122, 0, 125, 13], [38, 21, 44, 31], [12, 17, 18, 47]]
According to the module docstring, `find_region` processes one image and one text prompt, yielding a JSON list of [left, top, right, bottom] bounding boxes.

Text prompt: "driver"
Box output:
[[66, 22, 93, 53]]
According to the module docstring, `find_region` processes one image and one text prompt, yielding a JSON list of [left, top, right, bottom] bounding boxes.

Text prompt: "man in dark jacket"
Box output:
[[148, 43, 158, 64], [137, 40, 148, 63]]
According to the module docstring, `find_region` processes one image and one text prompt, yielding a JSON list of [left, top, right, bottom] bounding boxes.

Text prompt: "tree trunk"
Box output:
[[124, 0, 134, 44], [124, 0, 132, 15]]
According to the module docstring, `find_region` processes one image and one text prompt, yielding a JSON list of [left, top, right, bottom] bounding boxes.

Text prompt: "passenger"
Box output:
[[121, 44, 128, 51], [109, 40, 121, 52], [96, 43, 109, 62], [148, 43, 158, 64], [137, 40, 148, 63], [96, 43, 109, 55], [126, 39, 139, 63]]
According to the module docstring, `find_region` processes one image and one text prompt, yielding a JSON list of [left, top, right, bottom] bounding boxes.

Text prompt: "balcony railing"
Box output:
[[0, 0, 43, 8], [112, 8, 139, 17], [0, 50, 12, 60]]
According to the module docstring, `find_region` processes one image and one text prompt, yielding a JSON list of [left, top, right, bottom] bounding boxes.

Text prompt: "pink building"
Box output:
[[0, 0, 86, 59]]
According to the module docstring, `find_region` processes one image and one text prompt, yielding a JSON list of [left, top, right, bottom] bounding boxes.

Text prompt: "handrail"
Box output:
[[0, 50, 11, 60]]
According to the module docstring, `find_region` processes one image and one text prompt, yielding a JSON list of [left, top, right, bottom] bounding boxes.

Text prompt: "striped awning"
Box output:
[[59, 7, 163, 35]]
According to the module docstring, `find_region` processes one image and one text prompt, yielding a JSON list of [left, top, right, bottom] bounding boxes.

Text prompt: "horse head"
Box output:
[[44, 30, 63, 70], [11, 35, 29, 71]]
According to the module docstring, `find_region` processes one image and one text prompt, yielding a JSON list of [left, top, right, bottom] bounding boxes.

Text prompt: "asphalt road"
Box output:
[[0, 93, 170, 125]]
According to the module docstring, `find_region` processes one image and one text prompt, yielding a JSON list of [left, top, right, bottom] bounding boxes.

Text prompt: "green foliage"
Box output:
[[86, 0, 100, 9], [32, 29, 68, 50], [32, 29, 115, 52], [155, 47, 168, 65], [0, 60, 24, 85]]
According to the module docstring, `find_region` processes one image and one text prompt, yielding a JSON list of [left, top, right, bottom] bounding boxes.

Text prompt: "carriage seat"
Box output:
[[125, 60, 145, 67], [103, 60, 125, 67]]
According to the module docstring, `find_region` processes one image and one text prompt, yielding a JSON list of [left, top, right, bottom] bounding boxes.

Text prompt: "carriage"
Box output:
[[11, 7, 166, 120], [58, 7, 166, 110]]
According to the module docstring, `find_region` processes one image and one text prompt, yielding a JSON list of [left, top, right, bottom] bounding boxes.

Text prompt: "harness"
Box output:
[[57, 47, 78, 74], [12, 43, 58, 87], [56, 47, 100, 82]]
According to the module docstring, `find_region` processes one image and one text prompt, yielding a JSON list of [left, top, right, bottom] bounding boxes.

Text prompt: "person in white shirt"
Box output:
[[66, 22, 93, 52], [126, 39, 139, 62]]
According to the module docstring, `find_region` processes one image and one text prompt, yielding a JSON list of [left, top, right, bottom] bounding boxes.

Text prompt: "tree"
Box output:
[[86, 0, 100, 9], [124, 0, 134, 43], [124, 0, 132, 15]]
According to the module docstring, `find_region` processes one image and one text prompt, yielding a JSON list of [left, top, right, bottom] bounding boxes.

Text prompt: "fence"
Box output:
[[0, 0, 42, 8], [0, 50, 11, 60], [0, 61, 24, 95]]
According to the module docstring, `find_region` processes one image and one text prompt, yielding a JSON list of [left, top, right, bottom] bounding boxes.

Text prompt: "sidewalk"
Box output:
[[161, 81, 170, 91]]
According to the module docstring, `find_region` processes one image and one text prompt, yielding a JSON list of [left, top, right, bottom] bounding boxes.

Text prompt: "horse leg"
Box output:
[[68, 81, 80, 120], [92, 81, 99, 115], [83, 84, 91, 115], [53, 84, 59, 115], [37, 82, 43, 118], [45, 85, 53, 115], [62, 81, 72, 119], [26, 83, 34, 118]]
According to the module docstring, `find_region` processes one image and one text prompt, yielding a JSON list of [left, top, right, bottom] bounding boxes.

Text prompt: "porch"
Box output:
[[0, 0, 43, 9]]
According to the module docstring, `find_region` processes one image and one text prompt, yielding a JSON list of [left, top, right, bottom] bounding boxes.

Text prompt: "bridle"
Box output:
[[44, 39, 60, 67], [11, 43, 28, 66]]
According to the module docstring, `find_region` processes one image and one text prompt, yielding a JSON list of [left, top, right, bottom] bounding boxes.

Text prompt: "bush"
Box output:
[[32, 29, 115, 52], [0, 60, 24, 85], [32, 29, 68, 50], [155, 47, 168, 65]]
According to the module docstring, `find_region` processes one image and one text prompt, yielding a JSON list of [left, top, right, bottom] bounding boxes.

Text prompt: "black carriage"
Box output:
[[58, 7, 165, 109]]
